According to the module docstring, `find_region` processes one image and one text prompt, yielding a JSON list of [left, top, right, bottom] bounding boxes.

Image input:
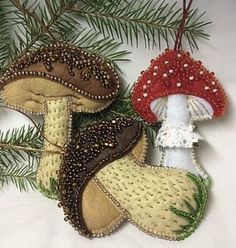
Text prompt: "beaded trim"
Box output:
[[0, 43, 120, 100], [58, 118, 143, 237]]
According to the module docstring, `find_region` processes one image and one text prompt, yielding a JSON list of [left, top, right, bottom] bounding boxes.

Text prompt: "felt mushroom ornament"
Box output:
[[59, 117, 208, 240], [132, 1, 227, 178], [0, 43, 121, 198]]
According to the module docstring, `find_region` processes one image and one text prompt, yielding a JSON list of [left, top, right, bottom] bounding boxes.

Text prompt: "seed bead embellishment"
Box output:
[[189, 76, 194, 81], [58, 117, 143, 237], [0, 43, 120, 99], [163, 73, 168, 78], [131, 49, 227, 123]]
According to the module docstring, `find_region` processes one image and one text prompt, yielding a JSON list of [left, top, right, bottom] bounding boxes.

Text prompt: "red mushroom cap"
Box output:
[[131, 49, 227, 123]]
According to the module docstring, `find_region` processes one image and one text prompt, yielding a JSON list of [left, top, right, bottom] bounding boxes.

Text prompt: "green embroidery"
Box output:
[[170, 173, 208, 240], [38, 178, 59, 200]]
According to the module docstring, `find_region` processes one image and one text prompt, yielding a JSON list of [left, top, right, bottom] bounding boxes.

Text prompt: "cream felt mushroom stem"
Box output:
[[0, 43, 120, 198]]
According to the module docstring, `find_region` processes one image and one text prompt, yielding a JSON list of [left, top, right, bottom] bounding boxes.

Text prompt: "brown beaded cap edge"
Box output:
[[0, 43, 121, 100], [58, 117, 143, 237]]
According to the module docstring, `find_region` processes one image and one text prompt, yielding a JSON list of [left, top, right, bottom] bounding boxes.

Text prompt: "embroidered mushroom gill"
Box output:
[[0, 43, 121, 197]]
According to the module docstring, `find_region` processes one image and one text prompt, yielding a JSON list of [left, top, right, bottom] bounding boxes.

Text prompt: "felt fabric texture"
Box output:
[[129, 133, 148, 163], [95, 155, 208, 240], [0, 43, 120, 100], [165, 95, 190, 126], [163, 148, 198, 175], [58, 118, 143, 236], [2, 78, 111, 114], [37, 98, 71, 193], [82, 180, 124, 235], [81, 133, 148, 235]]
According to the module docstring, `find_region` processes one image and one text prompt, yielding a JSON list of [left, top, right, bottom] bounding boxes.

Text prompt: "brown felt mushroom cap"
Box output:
[[58, 117, 143, 236], [0, 43, 120, 113]]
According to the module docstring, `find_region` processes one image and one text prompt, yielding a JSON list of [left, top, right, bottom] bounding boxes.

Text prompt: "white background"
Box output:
[[0, 0, 236, 247]]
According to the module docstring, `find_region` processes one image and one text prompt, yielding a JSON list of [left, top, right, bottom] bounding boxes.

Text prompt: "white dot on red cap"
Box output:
[[153, 72, 157, 76], [176, 82, 182, 87], [165, 61, 169, 64], [163, 73, 168, 78], [204, 86, 209, 90], [143, 92, 148, 97], [143, 85, 147, 89], [137, 98, 141, 101], [212, 81, 216, 85], [154, 66, 158, 70], [213, 89, 217, 93], [147, 79, 152, 84], [200, 71, 204, 75], [184, 63, 188, 68], [177, 54, 181, 58], [189, 76, 194, 80], [169, 69, 174, 73]]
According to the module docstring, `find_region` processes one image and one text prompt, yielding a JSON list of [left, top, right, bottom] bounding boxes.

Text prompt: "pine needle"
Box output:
[[0, 0, 130, 75], [0, 125, 43, 191], [0, 157, 37, 191], [75, 0, 211, 50]]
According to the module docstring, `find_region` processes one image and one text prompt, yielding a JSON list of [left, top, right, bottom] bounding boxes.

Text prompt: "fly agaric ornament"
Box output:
[[131, 48, 227, 177]]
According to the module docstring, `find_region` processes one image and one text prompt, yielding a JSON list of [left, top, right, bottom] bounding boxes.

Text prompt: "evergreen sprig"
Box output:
[[76, 0, 211, 50], [0, 157, 37, 191], [0, 124, 43, 163], [0, 125, 42, 190], [0, 0, 130, 74]]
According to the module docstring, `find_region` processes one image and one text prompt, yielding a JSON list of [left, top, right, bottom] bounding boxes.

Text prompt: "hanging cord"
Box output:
[[0, 105, 66, 154], [174, 0, 193, 50]]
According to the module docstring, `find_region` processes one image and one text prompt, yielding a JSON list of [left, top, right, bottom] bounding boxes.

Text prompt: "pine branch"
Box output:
[[0, 0, 130, 75], [75, 0, 211, 50], [0, 156, 37, 191], [0, 125, 43, 163], [0, 125, 43, 190]]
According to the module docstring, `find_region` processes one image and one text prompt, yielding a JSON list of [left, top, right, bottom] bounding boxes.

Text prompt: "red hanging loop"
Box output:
[[174, 0, 193, 51]]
